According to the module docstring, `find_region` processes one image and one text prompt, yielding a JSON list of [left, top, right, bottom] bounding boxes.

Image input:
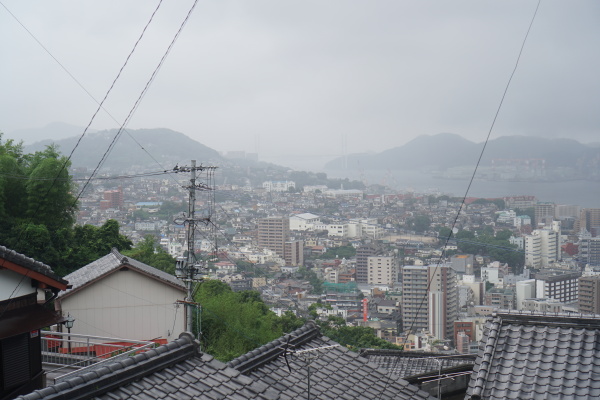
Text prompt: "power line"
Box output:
[[403, 0, 541, 344], [0, 169, 178, 182], [378, 2, 542, 398], [75, 0, 199, 203], [0, 0, 180, 180], [0, 0, 191, 315]]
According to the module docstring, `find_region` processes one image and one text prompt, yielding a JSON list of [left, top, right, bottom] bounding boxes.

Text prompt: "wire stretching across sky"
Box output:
[[403, 0, 542, 345], [0, 1, 187, 189], [75, 0, 200, 203], [0, 0, 196, 315], [0, 0, 166, 312], [379, 1, 543, 398]]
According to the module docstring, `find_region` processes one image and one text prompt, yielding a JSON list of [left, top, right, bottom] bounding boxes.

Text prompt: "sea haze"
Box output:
[[324, 169, 599, 208]]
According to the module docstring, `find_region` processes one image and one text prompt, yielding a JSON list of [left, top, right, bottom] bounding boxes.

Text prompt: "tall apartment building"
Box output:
[[524, 229, 560, 268], [554, 204, 581, 220], [428, 265, 458, 341], [284, 240, 304, 267], [579, 275, 600, 314], [402, 265, 458, 342], [515, 279, 536, 310], [257, 216, 289, 260], [534, 202, 555, 227], [456, 331, 471, 354], [402, 266, 429, 334], [575, 209, 600, 236], [579, 237, 600, 266], [367, 255, 399, 286], [100, 187, 124, 210], [356, 244, 380, 283]]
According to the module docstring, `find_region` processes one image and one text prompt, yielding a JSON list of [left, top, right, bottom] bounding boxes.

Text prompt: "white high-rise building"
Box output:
[[524, 229, 560, 269]]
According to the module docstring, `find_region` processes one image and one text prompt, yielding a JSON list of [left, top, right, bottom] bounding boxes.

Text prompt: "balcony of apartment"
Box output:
[[41, 331, 159, 386]]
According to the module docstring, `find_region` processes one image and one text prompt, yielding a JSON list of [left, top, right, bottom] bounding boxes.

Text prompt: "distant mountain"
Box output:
[[325, 133, 479, 170], [8, 122, 91, 145], [324, 133, 600, 171], [24, 128, 223, 171]]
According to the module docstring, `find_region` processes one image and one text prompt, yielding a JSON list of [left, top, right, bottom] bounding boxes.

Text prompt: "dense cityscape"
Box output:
[[3, 0, 600, 398], [78, 167, 600, 356]]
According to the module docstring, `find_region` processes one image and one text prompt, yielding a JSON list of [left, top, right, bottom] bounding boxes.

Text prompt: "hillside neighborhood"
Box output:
[[4, 157, 600, 399]]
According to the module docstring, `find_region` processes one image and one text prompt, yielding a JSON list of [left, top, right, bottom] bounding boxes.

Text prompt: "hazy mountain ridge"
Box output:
[[24, 128, 224, 171], [9, 122, 91, 145], [325, 133, 600, 172], [19, 127, 600, 181]]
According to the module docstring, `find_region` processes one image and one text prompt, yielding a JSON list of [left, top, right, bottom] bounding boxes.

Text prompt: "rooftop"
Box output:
[[227, 322, 434, 400], [17, 333, 278, 400], [58, 248, 184, 298], [467, 310, 600, 400]]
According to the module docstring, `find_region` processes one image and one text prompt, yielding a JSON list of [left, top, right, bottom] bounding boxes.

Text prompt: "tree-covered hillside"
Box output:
[[0, 133, 132, 276]]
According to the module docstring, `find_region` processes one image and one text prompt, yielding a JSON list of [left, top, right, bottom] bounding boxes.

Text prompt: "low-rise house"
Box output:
[[55, 248, 186, 342]]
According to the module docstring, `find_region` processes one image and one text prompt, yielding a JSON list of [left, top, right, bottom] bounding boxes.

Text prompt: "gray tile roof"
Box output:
[[359, 349, 476, 378], [16, 333, 279, 400], [466, 311, 600, 400], [58, 248, 184, 298], [227, 322, 435, 400], [0, 244, 67, 287]]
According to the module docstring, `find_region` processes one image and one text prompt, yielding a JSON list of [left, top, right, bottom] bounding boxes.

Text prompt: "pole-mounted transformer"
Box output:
[[173, 160, 217, 335]]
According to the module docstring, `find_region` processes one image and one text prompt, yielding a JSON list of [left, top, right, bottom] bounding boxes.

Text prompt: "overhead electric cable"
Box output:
[[379, 1, 542, 398], [403, 0, 541, 346], [0, 1, 183, 186], [75, 0, 200, 203], [0, 0, 179, 315]]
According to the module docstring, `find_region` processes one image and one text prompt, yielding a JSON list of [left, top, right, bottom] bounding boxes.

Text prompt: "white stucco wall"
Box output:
[[59, 269, 186, 342], [0, 269, 36, 300]]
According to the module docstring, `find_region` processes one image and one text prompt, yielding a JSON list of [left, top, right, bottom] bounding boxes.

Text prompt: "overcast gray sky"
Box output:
[[2, 0, 599, 167]]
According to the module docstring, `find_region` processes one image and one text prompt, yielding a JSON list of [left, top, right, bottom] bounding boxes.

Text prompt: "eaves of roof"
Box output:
[[0, 245, 68, 291], [57, 248, 185, 300], [467, 310, 600, 400]]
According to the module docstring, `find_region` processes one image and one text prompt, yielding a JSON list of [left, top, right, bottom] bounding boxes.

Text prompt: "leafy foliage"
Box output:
[[316, 317, 401, 351], [454, 229, 524, 273], [297, 267, 324, 294], [405, 214, 431, 233], [122, 235, 175, 274], [317, 245, 356, 260], [0, 134, 132, 275], [194, 279, 401, 361], [194, 280, 283, 361]]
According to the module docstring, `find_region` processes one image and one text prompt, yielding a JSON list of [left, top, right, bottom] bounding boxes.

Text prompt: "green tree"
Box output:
[[318, 245, 357, 260], [195, 281, 282, 361], [0, 154, 27, 222], [438, 227, 453, 241], [453, 229, 524, 273], [122, 235, 175, 274], [0, 136, 135, 275], [406, 215, 431, 233], [316, 323, 401, 351], [515, 207, 535, 225], [275, 311, 305, 333], [297, 267, 324, 294], [57, 220, 133, 276]]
